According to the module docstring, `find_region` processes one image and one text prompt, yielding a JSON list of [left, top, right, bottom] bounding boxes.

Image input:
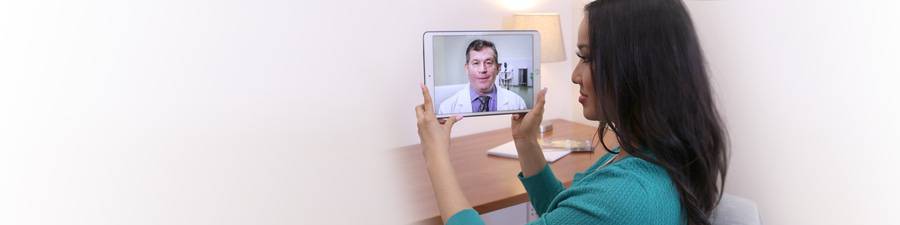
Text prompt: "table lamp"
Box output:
[[512, 13, 566, 63]]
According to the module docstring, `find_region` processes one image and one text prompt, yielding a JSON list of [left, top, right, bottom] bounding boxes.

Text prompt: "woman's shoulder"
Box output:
[[605, 155, 671, 180], [587, 155, 678, 197], [559, 156, 683, 223]]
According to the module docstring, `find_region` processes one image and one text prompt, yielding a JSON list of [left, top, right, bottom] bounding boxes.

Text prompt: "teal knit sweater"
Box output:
[[447, 152, 684, 225]]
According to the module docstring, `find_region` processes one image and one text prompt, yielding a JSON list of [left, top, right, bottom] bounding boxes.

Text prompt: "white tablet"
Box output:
[[423, 30, 541, 118]]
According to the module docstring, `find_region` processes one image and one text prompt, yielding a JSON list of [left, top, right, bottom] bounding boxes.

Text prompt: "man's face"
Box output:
[[465, 48, 499, 94]]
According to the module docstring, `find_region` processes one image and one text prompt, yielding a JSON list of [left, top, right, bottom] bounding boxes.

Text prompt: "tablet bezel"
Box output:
[[423, 30, 541, 118]]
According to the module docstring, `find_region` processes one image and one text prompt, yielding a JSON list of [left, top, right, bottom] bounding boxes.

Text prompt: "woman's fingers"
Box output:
[[420, 83, 435, 112], [519, 88, 548, 123], [415, 104, 426, 122], [417, 84, 440, 125], [532, 88, 548, 116], [442, 115, 462, 126]]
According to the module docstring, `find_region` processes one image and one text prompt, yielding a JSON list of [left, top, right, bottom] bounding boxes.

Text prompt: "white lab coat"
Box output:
[[438, 84, 528, 114]]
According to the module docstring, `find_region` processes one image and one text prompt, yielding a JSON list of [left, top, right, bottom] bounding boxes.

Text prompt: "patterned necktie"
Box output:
[[477, 96, 491, 112]]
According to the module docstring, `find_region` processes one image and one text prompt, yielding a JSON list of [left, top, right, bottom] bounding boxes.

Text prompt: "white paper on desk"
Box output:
[[486, 141, 571, 163]]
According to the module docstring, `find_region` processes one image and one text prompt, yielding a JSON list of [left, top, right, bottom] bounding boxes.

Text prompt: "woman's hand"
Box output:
[[415, 84, 463, 160], [415, 84, 472, 223], [511, 88, 548, 177], [511, 88, 548, 142]]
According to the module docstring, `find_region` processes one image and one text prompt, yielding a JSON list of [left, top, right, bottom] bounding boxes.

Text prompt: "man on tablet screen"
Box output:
[[438, 39, 527, 114]]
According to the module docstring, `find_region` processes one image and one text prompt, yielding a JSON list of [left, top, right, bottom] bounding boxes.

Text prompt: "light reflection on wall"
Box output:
[[499, 0, 540, 11]]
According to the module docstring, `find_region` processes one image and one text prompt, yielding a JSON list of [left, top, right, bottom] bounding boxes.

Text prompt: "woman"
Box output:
[[414, 0, 728, 224]]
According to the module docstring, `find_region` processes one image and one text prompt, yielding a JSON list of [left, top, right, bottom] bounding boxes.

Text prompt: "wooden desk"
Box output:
[[395, 119, 609, 225]]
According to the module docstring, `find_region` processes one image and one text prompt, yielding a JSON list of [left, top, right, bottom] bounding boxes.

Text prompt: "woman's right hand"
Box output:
[[512, 88, 548, 177], [511, 88, 548, 144]]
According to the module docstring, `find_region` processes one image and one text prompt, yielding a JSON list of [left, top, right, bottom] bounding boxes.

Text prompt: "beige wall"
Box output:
[[0, 0, 578, 225]]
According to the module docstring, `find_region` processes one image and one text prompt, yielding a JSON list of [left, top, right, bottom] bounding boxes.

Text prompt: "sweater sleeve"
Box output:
[[517, 164, 565, 215], [446, 208, 485, 225]]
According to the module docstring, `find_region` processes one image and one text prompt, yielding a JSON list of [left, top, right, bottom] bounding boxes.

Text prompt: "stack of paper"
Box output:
[[486, 141, 571, 163]]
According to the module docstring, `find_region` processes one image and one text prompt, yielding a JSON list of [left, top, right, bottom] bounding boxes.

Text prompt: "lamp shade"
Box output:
[[512, 13, 565, 63]]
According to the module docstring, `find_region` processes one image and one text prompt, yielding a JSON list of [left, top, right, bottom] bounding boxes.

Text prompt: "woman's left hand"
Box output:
[[415, 84, 463, 160], [415, 84, 473, 223]]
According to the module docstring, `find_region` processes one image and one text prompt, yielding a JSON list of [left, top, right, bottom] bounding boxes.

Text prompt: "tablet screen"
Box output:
[[424, 31, 540, 118]]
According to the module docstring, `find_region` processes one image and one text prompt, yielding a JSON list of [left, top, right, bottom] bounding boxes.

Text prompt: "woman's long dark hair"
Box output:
[[585, 0, 728, 225]]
